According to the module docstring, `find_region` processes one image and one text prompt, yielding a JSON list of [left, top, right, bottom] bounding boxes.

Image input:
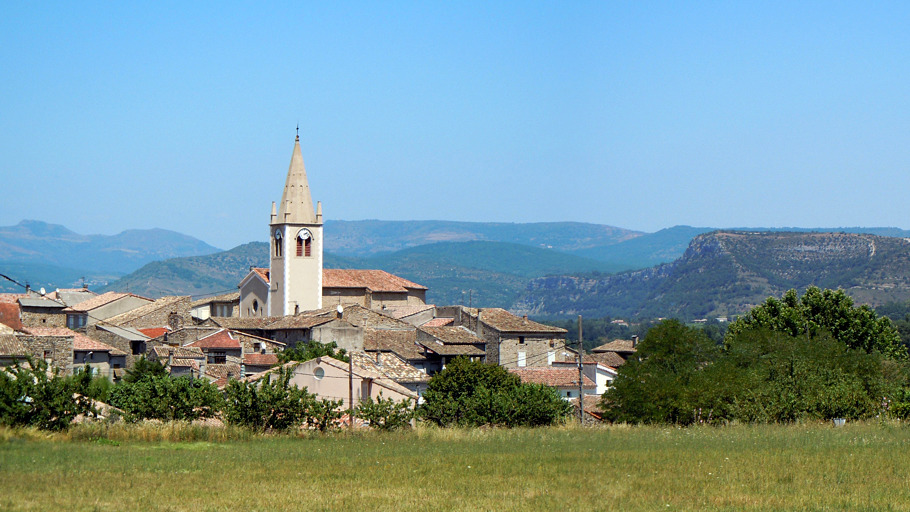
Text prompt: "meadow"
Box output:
[[1, 422, 910, 511]]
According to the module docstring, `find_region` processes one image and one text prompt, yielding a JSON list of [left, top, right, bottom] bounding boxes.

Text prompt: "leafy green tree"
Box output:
[[307, 397, 345, 432], [278, 341, 348, 363], [108, 375, 223, 422], [355, 394, 414, 430], [419, 357, 571, 427], [0, 359, 94, 431], [122, 356, 168, 384], [726, 287, 906, 360], [223, 366, 316, 431], [601, 319, 720, 424]]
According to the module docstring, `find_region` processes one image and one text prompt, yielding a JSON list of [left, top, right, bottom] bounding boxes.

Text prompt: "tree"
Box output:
[[122, 357, 168, 384], [355, 394, 414, 430], [278, 341, 348, 363], [0, 359, 94, 431], [601, 319, 720, 424], [223, 366, 316, 431], [419, 357, 571, 427], [726, 287, 906, 360], [108, 375, 223, 422]]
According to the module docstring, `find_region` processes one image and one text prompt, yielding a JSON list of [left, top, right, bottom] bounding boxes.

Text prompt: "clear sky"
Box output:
[[2, 2, 909, 249]]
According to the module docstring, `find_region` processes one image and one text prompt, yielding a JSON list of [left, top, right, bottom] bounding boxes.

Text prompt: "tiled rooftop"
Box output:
[[190, 291, 240, 308], [323, 269, 427, 292], [105, 296, 187, 326], [587, 352, 627, 368], [24, 327, 126, 355], [0, 335, 29, 357], [592, 339, 638, 354], [509, 367, 596, 388], [243, 353, 280, 366], [64, 292, 132, 312], [185, 330, 242, 349], [380, 304, 435, 319], [419, 325, 485, 345], [351, 351, 430, 383], [150, 346, 205, 360], [364, 328, 425, 361], [421, 317, 454, 327], [478, 308, 567, 334]]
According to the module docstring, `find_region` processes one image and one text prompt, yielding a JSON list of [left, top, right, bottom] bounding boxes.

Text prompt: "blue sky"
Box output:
[[2, 2, 909, 249]]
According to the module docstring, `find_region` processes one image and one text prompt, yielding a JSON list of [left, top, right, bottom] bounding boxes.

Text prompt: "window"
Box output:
[[547, 351, 555, 365], [314, 366, 325, 380], [296, 230, 312, 257], [209, 351, 227, 364], [66, 314, 87, 329], [274, 230, 283, 257], [253, 342, 261, 352], [517, 351, 526, 367], [213, 304, 232, 317], [518, 336, 525, 345]]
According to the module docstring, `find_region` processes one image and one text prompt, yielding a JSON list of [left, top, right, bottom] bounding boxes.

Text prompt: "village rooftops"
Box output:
[[150, 346, 205, 360], [243, 353, 279, 366], [379, 304, 435, 319], [509, 367, 596, 389], [477, 308, 567, 334], [364, 328, 425, 361], [421, 317, 454, 327], [104, 296, 187, 326], [17, 297, 66, 308], [24, 326, 127, 356], [587, 352, 627, 368], [0, 335, 29, 358], [63, 291, 153, 313]]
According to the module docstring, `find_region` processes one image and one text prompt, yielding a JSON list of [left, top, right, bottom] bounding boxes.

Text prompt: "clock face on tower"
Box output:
[[297, 229, 311, 240], [274, 230, 282, 240]]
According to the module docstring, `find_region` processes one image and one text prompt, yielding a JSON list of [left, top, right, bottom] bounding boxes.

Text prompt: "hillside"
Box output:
[[0, 220, 221, 279], [102, 240, 621, 304], [324, 220, 642, 257], [514, 231, 910, 320]]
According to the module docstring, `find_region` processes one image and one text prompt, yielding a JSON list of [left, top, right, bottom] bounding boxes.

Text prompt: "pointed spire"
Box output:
[[276, 134, 317, 224]]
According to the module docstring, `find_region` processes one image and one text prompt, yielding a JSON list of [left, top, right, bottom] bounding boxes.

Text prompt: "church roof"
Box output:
[[276, 136, 318, 225], [323, 269, 427, 292]]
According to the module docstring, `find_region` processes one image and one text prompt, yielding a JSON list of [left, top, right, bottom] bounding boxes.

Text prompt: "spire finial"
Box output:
[[296, 123, 299, 141]]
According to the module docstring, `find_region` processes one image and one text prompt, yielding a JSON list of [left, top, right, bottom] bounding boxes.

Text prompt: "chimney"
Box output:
[[523, 315, 528, 320], [631, 335, 639, 348]]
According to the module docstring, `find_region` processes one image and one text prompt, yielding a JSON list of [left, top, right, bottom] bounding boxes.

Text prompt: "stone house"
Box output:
[[321, 269, 428, 310], [590, 337, 639, 367], [184, 329, 243, 364], [17, 297, 67, 328], [451, 307, 569, 369], [415, 325, 486, 374], [350, 351, 430, 399]]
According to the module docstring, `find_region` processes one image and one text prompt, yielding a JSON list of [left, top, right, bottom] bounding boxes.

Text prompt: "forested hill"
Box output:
[[513, 231, 910, 320]]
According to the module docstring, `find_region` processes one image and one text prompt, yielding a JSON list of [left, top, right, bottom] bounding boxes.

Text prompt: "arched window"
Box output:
[[274, 230, 283, 257], [296, 229, 312, 257]]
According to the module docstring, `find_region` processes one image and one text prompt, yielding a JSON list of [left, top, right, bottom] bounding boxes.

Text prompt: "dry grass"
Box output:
[[2, 421, 910, 510]]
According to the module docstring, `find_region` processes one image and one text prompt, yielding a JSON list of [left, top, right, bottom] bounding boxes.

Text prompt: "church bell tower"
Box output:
[[268, 133, 323, 316]]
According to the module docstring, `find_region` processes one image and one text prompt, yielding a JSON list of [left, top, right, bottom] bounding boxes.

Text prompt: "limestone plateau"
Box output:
[[513, 231, 910, 319]]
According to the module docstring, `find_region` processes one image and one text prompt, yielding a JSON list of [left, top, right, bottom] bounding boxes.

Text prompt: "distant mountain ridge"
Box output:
[[514, 231, 910, 319]]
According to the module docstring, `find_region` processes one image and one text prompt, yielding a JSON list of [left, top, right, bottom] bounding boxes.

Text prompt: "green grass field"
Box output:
[[2, 422, 910, 511]]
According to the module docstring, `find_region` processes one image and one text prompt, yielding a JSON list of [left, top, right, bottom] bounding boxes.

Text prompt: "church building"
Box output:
[[238, 134, 427, 318]]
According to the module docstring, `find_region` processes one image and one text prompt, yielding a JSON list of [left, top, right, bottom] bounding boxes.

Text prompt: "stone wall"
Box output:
[[19, 308, 66, 328], [498, 335, 561, 369], [15, 334, 74, 373], [118, 297, 191, 330]]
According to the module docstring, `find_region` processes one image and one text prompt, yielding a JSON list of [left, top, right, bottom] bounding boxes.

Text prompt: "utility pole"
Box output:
[[349, 351, 354, 430], [577, 314, 584, 424]]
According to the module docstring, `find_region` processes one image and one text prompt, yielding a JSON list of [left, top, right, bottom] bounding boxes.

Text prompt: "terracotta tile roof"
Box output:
[[170, 358, 200, 369], [105, 296, 187, 327], [210, 316, 279, 330], [381, 304, 435, 319], [422, 317, 454, 327], [185, 330, 242, 350], [150, 346, 205, 360], [138, 327, 169, 339], [23, 327, 127, 356], [420, 326, 485, 345], [190, 291, 240, 308], [205, 362, 242, 382], [0, 335, 29, 357], [251, 267, 270, 284], [588, 352, 627, 368], [364, 328, 425, 361], [0, 294, 27, 304], [509, 367, 595, 389], [592, 339, 638, 354], [351, 351, 430, 383], [243, 353, 279, 366], [323, 269, 427, 292], [569, 394, 605, 419], [335, 305, 414, 330], [423, 342, 485, 357], [0, 303, 22, 331], [478, 309, 567, 334], [64, 292, 131, 312]]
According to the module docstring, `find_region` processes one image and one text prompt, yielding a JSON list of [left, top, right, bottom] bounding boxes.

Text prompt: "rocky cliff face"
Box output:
[[513, 231, 910, 319]]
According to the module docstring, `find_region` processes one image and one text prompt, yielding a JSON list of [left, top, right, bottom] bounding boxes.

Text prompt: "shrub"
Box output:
[[0, 358, 94, 431], [109, 375, 223, 422], [355, 394, 414, 430], [223, 366, 315, 431]]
